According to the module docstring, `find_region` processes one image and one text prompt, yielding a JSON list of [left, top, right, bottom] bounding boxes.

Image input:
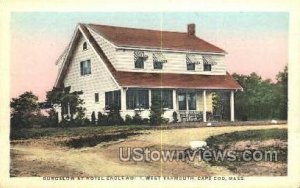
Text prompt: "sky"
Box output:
[[11, 12, 288, 101]]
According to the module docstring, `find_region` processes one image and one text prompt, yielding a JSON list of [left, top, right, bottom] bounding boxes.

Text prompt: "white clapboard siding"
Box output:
[[64, 34, 119, 117], [115, 49, 226, 75]]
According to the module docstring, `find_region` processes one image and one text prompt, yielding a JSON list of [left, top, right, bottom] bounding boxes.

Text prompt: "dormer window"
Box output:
[[186, 54, 201, 71], [153, 53, 167, 70], [202, 55, 217, 72], [134, 51, 148, 69], [83, 42, 87, 50]]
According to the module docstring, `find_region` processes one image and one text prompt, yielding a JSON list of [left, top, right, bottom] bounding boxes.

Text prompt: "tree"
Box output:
[[275, 66, 288, 119], [10, 92, 39, 128], [46, 86, 86, 125], [91, 111, 96, 125], [233, 67, 288, 121], [149, 94, 164, 125]]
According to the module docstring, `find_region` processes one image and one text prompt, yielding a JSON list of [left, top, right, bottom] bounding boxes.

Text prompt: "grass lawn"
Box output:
[[10, 125, 151, 140], [206, 128, 287, 145], [204, 128, 287, 176]]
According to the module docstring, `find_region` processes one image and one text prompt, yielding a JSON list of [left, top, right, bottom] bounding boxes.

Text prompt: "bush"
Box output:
[[142, 118, 149, 125], [149, 94, 164, 125], [125, 114, 133, 125], [172, 111, 178, 123], [39, 110, 59, 127], [91, 111, 96, 125], [97, 112, 108, 126], [106, 105, 124, 125], [132, 112, 143, 125]]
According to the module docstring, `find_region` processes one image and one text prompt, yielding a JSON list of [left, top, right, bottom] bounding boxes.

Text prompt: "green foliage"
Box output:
[[10, 92, 39, 128], [46, 86, 86, 126], [106, 105, 124, 125], [149, 94, 165, 125], [233, 66, 288, 121], [97, 112, 108, 126], [206, 128, 287, 146], [125, 114, 133, 125], [39, 109, 59, 127], [91, 111, 96, 125], [172, 111, 178, 123], [212, 91, 230, 121], [132, 112, 143, 125]]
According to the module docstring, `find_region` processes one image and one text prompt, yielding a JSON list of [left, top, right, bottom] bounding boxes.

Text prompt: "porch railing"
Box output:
[[178, 111, 218, 122]]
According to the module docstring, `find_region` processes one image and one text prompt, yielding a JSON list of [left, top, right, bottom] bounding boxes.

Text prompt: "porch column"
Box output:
[[172, 89, 177, 110], [121, 88, 126, 111], [203, 90, 207, 122], [230, 90, 235, 121], [149, 89, 152, 108]]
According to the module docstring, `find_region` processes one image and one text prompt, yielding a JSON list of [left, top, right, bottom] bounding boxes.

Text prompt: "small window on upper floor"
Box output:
[[153, 53, 167, 70], [80, 60, 91, 76], [186, 54, 200, 71], [202, 56, 216, 72], [187, 63, 195, 71], [134, 51, 148, 69], [83, 42, 87, 50], [203, 64, 212, 71]]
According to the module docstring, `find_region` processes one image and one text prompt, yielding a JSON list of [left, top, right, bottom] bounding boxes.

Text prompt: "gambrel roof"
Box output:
[[55, 23, 242, 90]]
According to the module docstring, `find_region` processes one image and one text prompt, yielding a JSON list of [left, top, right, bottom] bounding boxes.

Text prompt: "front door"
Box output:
[[178, 91, 196, 111]]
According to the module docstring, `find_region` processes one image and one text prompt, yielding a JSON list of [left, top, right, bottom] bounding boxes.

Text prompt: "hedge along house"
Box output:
[[54, 23, 242, 122]]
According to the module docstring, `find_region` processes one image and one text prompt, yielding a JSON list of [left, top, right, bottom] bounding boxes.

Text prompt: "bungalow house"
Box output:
[[54, 23, 242, 122]]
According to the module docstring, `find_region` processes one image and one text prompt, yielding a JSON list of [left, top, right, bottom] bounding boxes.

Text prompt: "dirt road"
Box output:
[[10, 124, 286, 177]]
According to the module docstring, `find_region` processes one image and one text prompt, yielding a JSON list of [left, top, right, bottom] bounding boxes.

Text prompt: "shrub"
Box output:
[[172, 111, 178, 123], [162, 118, 170, 124], [142, 118, 149, 125], [149, 94, 164, 125], [125, 114, 133, 125], [106, 105, 124, 125], [132, 112, 143, 125], [91, 111, 96, 125], [97, 112, 108, 126]]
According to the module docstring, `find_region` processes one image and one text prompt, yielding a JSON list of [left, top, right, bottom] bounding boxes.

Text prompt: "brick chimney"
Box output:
[[187, 23, 195, 36]]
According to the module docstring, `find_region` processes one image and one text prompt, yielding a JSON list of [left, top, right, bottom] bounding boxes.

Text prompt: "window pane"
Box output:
[[126, 89, 149, 109], [80, 60, 91, 75], [204, 64, 211, 71], [95, 93, 99, 102], [154, 61, 163, 69], [187, 63, 195, 71], [188, 93, 196, 110], [135, 58, 144, 69], [178, 94, 186, 110], [105, 90, 121, 110], [151, 89, 173, 109]]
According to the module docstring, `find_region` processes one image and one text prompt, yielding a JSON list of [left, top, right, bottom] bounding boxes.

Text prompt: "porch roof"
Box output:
[[114, 71, 242, 90]]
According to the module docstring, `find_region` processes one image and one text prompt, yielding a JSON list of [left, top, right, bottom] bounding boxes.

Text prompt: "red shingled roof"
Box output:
[[87, 24, 226, 53], [114, 71, 242, 90], [57, 24, 241, 90]]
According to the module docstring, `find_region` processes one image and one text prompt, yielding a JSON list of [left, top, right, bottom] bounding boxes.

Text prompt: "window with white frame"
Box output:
[[186, 54, 201, 71], [105, 90, 121, 110], [134, 51, 148, 69], [80, 60, 91, 76], [153, 53, 167, 69], [151, 89, 173, 109], [126, 89, 149, 109]]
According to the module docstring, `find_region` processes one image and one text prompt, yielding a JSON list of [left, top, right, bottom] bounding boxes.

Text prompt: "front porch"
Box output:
[[112, 88, 236, 122]]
